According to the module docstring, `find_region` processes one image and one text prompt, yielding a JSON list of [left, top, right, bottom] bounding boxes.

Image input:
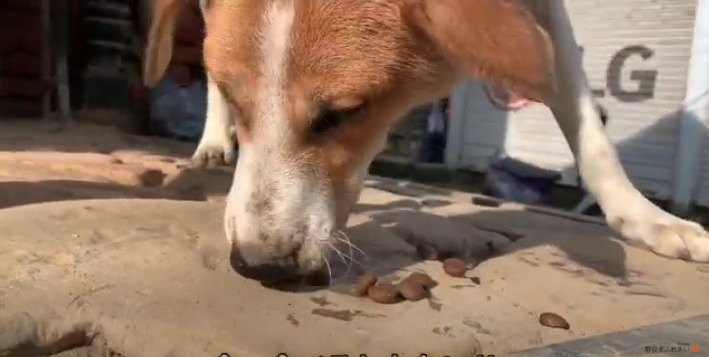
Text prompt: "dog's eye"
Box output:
[[311, 104, 364, 135]]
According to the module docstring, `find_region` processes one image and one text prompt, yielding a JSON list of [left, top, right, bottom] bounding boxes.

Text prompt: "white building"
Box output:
[[446, 0, 709, 213]]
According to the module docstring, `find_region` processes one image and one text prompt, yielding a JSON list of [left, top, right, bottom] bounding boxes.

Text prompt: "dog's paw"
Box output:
[[191, 139, 236, 168], [609, 214, 709, 262], [651, 220, 709, 262]]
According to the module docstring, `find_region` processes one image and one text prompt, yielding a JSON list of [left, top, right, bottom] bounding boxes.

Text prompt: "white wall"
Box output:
[[686, 0, 709, 209]]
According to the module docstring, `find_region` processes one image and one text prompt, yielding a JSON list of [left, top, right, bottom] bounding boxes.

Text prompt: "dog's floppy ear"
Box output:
[[143, 0, 185, 88], [405, 0, 556, 103]]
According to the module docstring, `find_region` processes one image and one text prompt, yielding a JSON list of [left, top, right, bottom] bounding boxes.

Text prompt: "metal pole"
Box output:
[[40, 0, 52, 121], [54, 0, 74, 128]]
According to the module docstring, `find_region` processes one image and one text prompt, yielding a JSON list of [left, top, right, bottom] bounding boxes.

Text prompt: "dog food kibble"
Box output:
[[404, 272, 438, 289], [367, 284, 404, 304], [354, 271, 378, 297], [539, 312, 570, 330], [398, 279, 428, 301], [442, 258, 467, 277]]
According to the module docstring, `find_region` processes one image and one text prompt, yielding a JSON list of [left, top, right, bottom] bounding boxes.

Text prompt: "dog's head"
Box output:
[[145, 0, 555, 282]]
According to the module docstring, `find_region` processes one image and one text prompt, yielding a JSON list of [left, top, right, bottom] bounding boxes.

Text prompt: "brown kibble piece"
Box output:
[[472, 196, 502, 208], [138, 168, 166, 187], [404, 272, 438, 289], [539, 312, 570, 330], [443, 258, 467, 277], [367, 284, 404, 304], [354, 271, 378, 297], [398, 279, 429, 301]]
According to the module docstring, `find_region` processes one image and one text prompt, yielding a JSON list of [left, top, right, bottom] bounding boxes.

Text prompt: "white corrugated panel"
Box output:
[[689, 0, 709, 208], [459, 0, 697, 200], [457, 80, 511, 172], [696, 125, 709, 206], [697, 143, 709, 204]]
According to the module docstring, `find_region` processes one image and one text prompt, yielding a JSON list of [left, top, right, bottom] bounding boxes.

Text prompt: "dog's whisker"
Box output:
[[329, 241, 365, 274], [328, 242, 351, 270], [328, 237, 353, 260], [335, 230, 368, 261], [327, 240, 366, 272], [343, 231, 354, 270], [330, 242, 353, 276], [332, 245, 367, 269], [335, 248, 366, 270], [321, 250, 333, 280]]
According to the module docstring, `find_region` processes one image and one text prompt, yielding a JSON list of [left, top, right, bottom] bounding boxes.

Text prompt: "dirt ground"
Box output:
[[1, 120, 708, 356]]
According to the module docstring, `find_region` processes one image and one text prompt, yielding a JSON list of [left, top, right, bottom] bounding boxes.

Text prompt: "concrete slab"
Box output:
[[512, 314, 709, 356], [1, 122, 708, 356], [1, 193, 709, 356], [0, 199, 484, 357]]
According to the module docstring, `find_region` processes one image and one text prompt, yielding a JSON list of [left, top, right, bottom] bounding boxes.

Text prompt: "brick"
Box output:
[[0, 10, 41, 29], [2, 53, 41, 77], [3, 29, 26, 48], [0, 0, 41, 11], [0, 78, 45, 98], [20, 30, 41, 55], [0, 11, 41, 54], [0, 26, 40, 55], [0, 30, 21, 54]]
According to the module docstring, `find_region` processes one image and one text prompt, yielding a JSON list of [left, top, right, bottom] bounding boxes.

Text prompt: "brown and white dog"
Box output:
[[144, 0, 709, 281]]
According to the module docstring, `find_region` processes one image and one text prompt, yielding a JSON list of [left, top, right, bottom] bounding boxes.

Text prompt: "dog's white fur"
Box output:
[[544, 1, 708, 261], [223, 0, 334, 272], [149, 0, 709, 271], [191, 75, 235, 166]]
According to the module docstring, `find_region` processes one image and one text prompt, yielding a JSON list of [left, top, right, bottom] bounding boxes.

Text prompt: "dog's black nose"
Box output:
[[229, 245, 300, 284]]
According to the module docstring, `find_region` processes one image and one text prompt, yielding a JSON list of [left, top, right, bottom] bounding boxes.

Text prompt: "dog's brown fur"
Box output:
[[143, 0, 709, 273]]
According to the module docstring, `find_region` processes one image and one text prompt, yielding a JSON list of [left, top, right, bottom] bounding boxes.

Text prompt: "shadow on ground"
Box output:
[[257, 197, 628, 294], [0, 167, 233, 209], [0, 120, 197, 159], [360, 204, 627, 279]]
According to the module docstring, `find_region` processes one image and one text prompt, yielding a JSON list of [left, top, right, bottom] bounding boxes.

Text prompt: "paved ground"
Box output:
[[1, 121, 708, 356], [512, 314, 708, 356]]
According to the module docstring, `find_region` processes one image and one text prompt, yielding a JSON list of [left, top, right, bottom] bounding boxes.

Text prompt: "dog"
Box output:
[[143, 0, 709, 282]]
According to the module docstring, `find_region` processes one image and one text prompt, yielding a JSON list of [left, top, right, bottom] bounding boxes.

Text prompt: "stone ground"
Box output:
[[1, 120, 709, 357]]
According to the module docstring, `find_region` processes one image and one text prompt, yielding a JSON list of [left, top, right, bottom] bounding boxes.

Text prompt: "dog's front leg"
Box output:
[[546, 1, 709, 261], [192, 75, 236, 167]]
